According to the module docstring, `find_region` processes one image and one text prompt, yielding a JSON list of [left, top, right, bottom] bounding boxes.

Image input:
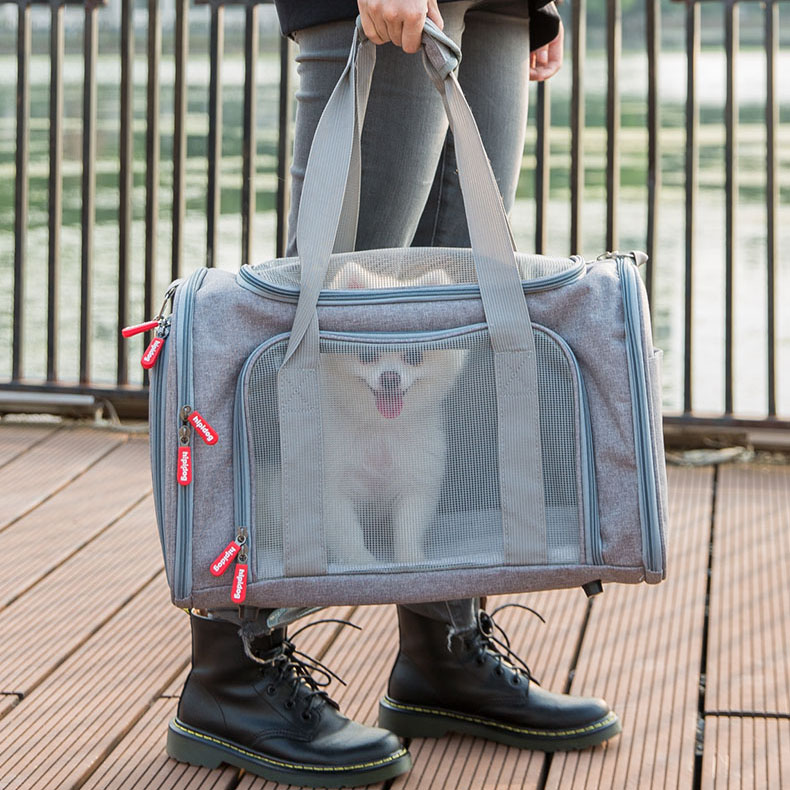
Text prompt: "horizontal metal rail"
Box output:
[[0, 0, 788, 437]]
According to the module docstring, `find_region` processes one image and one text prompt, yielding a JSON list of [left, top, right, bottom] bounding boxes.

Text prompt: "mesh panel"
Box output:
[[248, 248, 578, 291], [243, 327, 584, 579]]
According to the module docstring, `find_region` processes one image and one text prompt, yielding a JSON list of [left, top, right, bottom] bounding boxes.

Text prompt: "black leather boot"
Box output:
[[167, 612, 411, 787], [379, 605, 621, 751]]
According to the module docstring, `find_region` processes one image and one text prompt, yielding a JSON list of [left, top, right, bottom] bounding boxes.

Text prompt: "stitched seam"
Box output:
[[383, 698, 618, 737], [173, 719, 407, 772]]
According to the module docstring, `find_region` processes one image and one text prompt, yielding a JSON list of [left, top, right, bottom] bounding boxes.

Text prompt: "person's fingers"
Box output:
[[529, 21, 564, 81], [426, 0, 444, 29], [401, 11, 425, 53], [359, 6, 387, 44], [383, 17, 405, 48]]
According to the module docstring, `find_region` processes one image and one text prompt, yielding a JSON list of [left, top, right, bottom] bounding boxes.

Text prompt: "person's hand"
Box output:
[[358, 0, 444, 54], [530, 21, 564, 81]]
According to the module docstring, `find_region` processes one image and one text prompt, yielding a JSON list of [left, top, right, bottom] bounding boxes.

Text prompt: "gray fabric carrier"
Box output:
[[147, 21, 668, 612]]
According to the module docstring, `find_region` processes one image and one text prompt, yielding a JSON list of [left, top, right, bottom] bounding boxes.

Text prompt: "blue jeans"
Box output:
[[284, 2, 531, 634]]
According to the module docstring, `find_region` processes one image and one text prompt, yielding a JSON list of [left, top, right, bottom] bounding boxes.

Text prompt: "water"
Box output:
[[0, 40, 789, 419]]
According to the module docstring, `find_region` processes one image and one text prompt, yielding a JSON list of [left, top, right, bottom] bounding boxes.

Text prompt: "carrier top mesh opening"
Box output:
[[245, 248, 582, 292]]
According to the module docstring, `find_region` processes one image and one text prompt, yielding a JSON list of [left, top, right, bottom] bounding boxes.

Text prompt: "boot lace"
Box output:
[[245, 618, 361, 719], [471, 603, 546, 687]]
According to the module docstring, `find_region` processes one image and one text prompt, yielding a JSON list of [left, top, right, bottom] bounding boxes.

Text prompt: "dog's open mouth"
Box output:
[[374, 390, 404, 419]]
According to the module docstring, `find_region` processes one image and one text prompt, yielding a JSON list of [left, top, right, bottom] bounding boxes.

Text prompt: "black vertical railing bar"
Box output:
[[683, 0, 699, 415], [202, 0, 225, 268], [145, 0, 162, 332], [171, 0, 189, 283], [534, 80, 550, 255], [606, 0, 621, 252], [241, 2, 260, 268], [117, 0, 133, 386], [765, 0, 778, 417], [645, 0, 661, 307], [80, 1, 103, 385], [724, 0, 737, 415], [569, 0, 585, 254], [12, 1, 31, 382], [47, 1, 64, 383], [276, 34, 293, 258]]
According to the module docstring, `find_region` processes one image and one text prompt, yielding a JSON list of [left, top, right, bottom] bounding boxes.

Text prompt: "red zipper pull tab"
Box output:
[[177, 424, 192, 486], [141, 334, 165, 369], [122, 320, 159, 338], [210, 528, 247, 576], [231, 559, 248, 604], [188, 410, 218, 445], [229, 527, 249, 604]]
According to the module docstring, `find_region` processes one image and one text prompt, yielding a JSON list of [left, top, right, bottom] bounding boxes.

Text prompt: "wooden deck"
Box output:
[[0, 422, 788, 789]]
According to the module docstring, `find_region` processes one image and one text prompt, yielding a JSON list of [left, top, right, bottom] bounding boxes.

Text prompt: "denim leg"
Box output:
[[286, 2, 475, 256], [412, 9, 531, 246]]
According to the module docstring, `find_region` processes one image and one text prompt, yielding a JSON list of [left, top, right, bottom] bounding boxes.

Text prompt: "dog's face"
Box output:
[[323, 262, 466, 420], [323, 345, 466, 420]]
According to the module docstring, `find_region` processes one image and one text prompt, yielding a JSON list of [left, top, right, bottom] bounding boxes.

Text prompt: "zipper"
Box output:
[[232, 324, 602, 576], [149, 316, 171, 573], [208, 526, 250, 604], [236, 257, 587, 306], [173, 268, 208, 601], [617, 255, 662, 573]]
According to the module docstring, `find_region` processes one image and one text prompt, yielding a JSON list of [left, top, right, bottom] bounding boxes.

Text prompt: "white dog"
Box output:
[[319, 262, 467, 567]]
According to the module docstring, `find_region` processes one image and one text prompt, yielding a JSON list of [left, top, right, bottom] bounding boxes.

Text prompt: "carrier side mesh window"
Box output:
[[242, 327, 584, 579]]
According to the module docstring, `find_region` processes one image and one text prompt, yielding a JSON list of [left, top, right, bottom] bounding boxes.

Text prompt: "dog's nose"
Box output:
[[379, 371, 401, 392]]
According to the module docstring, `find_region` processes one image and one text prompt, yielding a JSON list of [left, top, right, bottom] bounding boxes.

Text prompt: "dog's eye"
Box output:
[[358, 348, 380, 364], [403, 349, 424, 366]]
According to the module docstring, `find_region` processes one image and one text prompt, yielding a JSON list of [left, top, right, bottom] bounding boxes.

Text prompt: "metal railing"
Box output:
[[0, 0, 788, 436]]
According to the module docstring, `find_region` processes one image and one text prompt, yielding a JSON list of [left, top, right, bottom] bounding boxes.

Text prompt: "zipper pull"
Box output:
[[177, 413, 192, 486], [210, 527, 247, 577], [188, 410, 218, 445], [122, 320, 159, 338], [122, 279, 182, 339], [140, 318, 171, 370], [231, 528, 250, 604]]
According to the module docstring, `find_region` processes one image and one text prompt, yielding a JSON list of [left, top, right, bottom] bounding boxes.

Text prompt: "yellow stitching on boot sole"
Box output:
[[172, 719, 408, 772], [381, 698, 619, 738]]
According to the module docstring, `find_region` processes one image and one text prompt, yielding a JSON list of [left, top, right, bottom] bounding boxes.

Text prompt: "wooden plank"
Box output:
[[0, 574, 190, 790], [700, 716, 790, 790], [0, 426, 126, 531], [394, 588, 588, 790], [706, 465, 790, 715], [0, 496, 165, 695], [0, 694, 20, 719], [0, 436, 152, 609], [544, 466, 714, 790], [80, 698, 238, 790], [0, 423, 61, 469]]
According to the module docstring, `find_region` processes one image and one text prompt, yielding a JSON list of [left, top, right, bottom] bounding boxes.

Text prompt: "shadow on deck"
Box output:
[[0, 422, 787, 789]]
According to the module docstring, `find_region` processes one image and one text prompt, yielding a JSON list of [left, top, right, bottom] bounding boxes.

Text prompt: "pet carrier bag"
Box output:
[[132, 20, 668, 611]]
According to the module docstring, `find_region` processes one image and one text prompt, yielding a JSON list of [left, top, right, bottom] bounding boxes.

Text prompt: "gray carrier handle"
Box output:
[[277, 20, 547, 578]]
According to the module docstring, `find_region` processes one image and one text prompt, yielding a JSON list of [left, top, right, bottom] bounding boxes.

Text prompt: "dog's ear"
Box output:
[[415, 269, 452, 287], [330, 261, 370, 290]]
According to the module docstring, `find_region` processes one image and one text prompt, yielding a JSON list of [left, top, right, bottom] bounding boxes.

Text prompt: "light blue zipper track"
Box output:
[[236, 259, 586, 306], [173, 268, 208, 601], [232, 324, 603, 573], [150, 319, 171, 578], [618, 257, 662, 573]]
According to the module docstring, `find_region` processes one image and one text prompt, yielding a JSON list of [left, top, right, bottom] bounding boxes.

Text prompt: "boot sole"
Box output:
[[378, 696, 622, 752], [166, 718, 412, 787]]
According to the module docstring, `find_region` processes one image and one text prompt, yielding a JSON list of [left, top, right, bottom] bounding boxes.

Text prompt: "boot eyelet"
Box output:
[[476, 657, 484, 666], [511, 675, 519, 685], [266, 685, 277, 695], [301, 710, 312, 721], [494, 667, 504, 676], [284, 699, 295, 709]]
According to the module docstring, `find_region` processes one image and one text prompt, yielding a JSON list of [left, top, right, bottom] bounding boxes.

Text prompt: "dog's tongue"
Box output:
[[375, 392, 403, 419]]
